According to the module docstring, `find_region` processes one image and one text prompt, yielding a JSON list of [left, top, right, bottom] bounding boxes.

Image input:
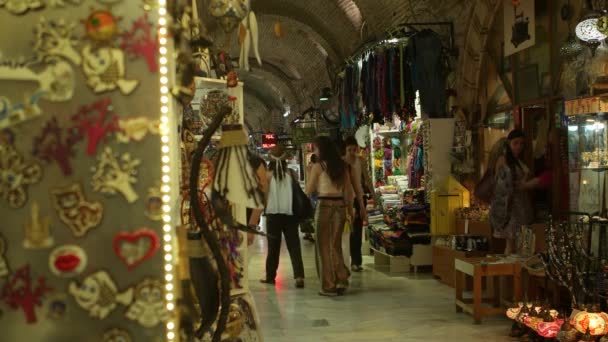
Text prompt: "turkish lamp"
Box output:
[[572, 305, 608, 335], [560, 32, 585, 59], [576, 11, 607, 55]]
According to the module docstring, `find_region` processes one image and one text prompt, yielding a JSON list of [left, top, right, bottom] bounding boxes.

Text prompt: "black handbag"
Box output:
[[290, 173, 313, 222]]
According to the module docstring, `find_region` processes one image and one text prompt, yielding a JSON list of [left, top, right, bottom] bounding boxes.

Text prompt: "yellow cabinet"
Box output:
[[430, 176, 470, 235]]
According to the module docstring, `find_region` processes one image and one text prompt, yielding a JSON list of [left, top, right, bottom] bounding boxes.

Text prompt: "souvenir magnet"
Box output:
[[0, 92, 43, 129], [1, 265, 53, 324], [33, 117, 80, 176], [91, 147, 141, 203], [23, 200, 53, 249], [120, 13, 159, 72], [49, 245, 87, 277], [51, 183, 104, 238], [81, 43, 139, 95], [0, 58, 75, 103], [0, 0, 44, 15], [125, 278, 169, 327], [116, 117, 154, 143], [46, 293, 68, 320], [34, 16, 81, 65], [144, 185, 162, 221], [71, 97, 119, 156], [47, 0, 82, 8], [101, 328, 133, 342], [68, 270, 133, 319], [0, 234, 9, 278], [113, 227, 159, 270], [0, 142, 42, 208]]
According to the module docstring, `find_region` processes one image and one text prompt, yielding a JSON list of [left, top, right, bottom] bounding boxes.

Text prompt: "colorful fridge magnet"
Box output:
[[0, 0, 44, 15], [51, 183, 104, 238], [81, 44, 139, 95], [0, 58, 75, 103], [48, 245, 87, 277], [144, 185, 162, 221], [0, 92, 44, 129], [113, 227, 159, 270], [46, 293, 68, 320], [101, 328, 132, 342], [68, 270, 133, 319], [125, 278, 169, 327], [0, 234, 9, 278], [1, 265, 52, 324], [91, 147, 140, 203], [120, 13, 158, 72], [34, 17, 81, 65], [23, 200, 53, 249], [116, 117, 156, 143], [0, 142, 42, 208], [33, 117, 81, 176], [71, 97, 119, 156]]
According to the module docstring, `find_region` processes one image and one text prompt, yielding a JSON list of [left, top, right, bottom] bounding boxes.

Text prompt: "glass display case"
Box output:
[[565, 105, 608, 216]]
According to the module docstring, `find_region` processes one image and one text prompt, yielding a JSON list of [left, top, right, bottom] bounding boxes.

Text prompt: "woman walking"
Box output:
[[489, 129, 533, 254], [306, 136, 361, 296], [260, 146, 305, 288]]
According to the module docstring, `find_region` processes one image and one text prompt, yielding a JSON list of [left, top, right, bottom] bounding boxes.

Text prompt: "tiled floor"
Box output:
[[247, 232, 515, 342]]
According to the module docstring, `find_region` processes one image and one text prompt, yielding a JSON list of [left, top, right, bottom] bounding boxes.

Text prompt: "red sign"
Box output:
[[261, 133, 276, 149]]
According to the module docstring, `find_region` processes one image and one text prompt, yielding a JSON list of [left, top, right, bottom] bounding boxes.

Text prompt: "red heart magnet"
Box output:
[[113, 228, 159, 270]]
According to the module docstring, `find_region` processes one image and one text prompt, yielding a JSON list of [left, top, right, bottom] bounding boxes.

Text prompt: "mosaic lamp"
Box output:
[[572, 305, 608, 335], [576, 9, 607, 55]]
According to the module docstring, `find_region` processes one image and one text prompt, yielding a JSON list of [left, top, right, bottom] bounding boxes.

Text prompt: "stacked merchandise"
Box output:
[[376, 185, 402, 210], [366, 201, 431, 258]]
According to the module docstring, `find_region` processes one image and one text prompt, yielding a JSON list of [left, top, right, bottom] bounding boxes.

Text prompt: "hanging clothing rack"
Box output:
[[344, 21, 456, 69]]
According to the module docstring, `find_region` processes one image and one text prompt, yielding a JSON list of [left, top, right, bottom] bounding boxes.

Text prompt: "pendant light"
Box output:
[[561, 0, 585, 59], [575, 0, 607, 55]]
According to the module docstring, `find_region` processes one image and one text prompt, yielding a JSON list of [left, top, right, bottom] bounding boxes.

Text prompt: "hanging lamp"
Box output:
[[561, 1, 585, 59], [575, 0, 607, 55]]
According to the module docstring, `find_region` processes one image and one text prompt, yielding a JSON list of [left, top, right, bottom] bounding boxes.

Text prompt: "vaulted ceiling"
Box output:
[[202, 0, 480, 132]]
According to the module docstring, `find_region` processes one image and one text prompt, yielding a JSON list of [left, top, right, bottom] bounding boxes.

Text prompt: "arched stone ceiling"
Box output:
[[200, 0, 500, 131]]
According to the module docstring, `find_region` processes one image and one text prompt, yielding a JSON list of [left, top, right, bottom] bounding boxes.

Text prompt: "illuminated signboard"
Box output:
[[261, 133, 277, 148]]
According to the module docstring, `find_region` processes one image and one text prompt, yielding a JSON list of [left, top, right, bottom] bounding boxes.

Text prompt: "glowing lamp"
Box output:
[[573, 309, 608, 335]]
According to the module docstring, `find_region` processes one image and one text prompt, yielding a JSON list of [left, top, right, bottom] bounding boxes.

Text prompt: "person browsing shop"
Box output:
[[489, 129, 533, 254], [259, 146, 305, 289], [306, 136, 360, 296], [343, 136, 369, 272]]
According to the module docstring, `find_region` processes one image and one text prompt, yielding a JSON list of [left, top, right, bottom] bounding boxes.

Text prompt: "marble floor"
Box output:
[[247, 233, 516, 342]]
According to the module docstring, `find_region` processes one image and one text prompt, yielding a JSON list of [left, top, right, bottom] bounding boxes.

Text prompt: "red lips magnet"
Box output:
[[49, 245, 87, 277], [113, 227, 159, 270]]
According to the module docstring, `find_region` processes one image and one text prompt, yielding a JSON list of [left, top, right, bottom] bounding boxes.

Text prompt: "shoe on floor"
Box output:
[[351, 265, 363, 272], [318, 290, 337, 297], [295, 278, 304, 288], [259, 278, 275, 285], [336, 288, 346, 296]]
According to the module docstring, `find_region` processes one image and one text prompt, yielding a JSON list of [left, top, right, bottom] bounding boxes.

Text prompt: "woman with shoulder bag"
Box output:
[[259, 146, 305, 288]]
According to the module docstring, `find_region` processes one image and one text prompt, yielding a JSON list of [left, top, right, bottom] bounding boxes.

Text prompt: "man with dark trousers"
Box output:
[[343, 137, 370, 271]]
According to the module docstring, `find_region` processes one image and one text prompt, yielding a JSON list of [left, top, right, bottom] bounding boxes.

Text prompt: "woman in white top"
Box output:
[[260, 146, 305, 288]]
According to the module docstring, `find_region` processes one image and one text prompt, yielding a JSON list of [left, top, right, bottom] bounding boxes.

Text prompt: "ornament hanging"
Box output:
[[144, 185, 162, 221], [23, 201, 53, 249], [119, 12, 159, 72], [1, 265, 52, 324], [68, 270, 133, 319], [51, 183, 104, 238], [48, 245, 87, 277], [0, 142, 42, 208], [112, 227, 160, 270], [71, 97, 119, 156], [125, 278, 170, 327], [81, 10, 139, 94], [238, 1, 261, 71], [33, 116, 81, 176], [274, 21, 284, 38], [208, 0, 249, 33], [91, 147, 141, 203]]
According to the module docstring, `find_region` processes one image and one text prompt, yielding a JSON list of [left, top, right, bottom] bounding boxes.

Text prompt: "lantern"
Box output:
[[573, 310, 608, 335], [274, 22, 284, 38]]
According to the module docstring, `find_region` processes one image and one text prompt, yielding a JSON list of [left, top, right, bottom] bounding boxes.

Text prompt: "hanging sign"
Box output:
[[293, 127, 316, 145], [504, 0, 536, 56], [276, 134, 294, 148], [261, 133, 276, 149]]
